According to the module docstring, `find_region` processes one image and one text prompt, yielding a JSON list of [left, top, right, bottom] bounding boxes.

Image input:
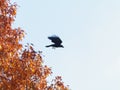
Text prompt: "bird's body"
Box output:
[[46, 35, 64, 48], [46, 44, 63, 48]]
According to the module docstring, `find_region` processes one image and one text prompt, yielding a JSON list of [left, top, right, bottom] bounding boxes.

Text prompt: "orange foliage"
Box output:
[[0, 0, 69, 90]]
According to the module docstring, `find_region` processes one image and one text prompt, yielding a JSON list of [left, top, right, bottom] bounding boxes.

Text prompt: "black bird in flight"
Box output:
[[46, 35, 64, 48]]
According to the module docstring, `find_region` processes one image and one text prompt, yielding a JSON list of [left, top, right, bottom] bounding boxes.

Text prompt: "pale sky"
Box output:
[[12, 0, 120, 90]]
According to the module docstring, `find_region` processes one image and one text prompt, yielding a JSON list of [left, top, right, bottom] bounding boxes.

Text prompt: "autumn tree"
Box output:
[[0, 0, 69, 90]]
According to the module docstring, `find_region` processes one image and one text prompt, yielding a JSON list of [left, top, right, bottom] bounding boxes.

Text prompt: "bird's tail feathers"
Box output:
[[45, 45, 52, 47]]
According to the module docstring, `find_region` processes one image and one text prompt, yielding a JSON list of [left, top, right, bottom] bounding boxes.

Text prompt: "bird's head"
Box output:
[[60, 45, 64, 48]]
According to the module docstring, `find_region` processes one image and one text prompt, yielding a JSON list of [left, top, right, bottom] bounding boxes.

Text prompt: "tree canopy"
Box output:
[[0, 0, 69, 90]]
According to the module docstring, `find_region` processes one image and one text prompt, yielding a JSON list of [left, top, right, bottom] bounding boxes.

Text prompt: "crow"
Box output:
[[46, 35, 64, 48]]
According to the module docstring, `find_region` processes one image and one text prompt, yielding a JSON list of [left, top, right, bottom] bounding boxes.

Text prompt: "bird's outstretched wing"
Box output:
[[48, 35, 62, 45]]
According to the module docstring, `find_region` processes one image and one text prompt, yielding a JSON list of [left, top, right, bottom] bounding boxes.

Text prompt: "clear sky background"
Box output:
[[12, 0, 120, 90]]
